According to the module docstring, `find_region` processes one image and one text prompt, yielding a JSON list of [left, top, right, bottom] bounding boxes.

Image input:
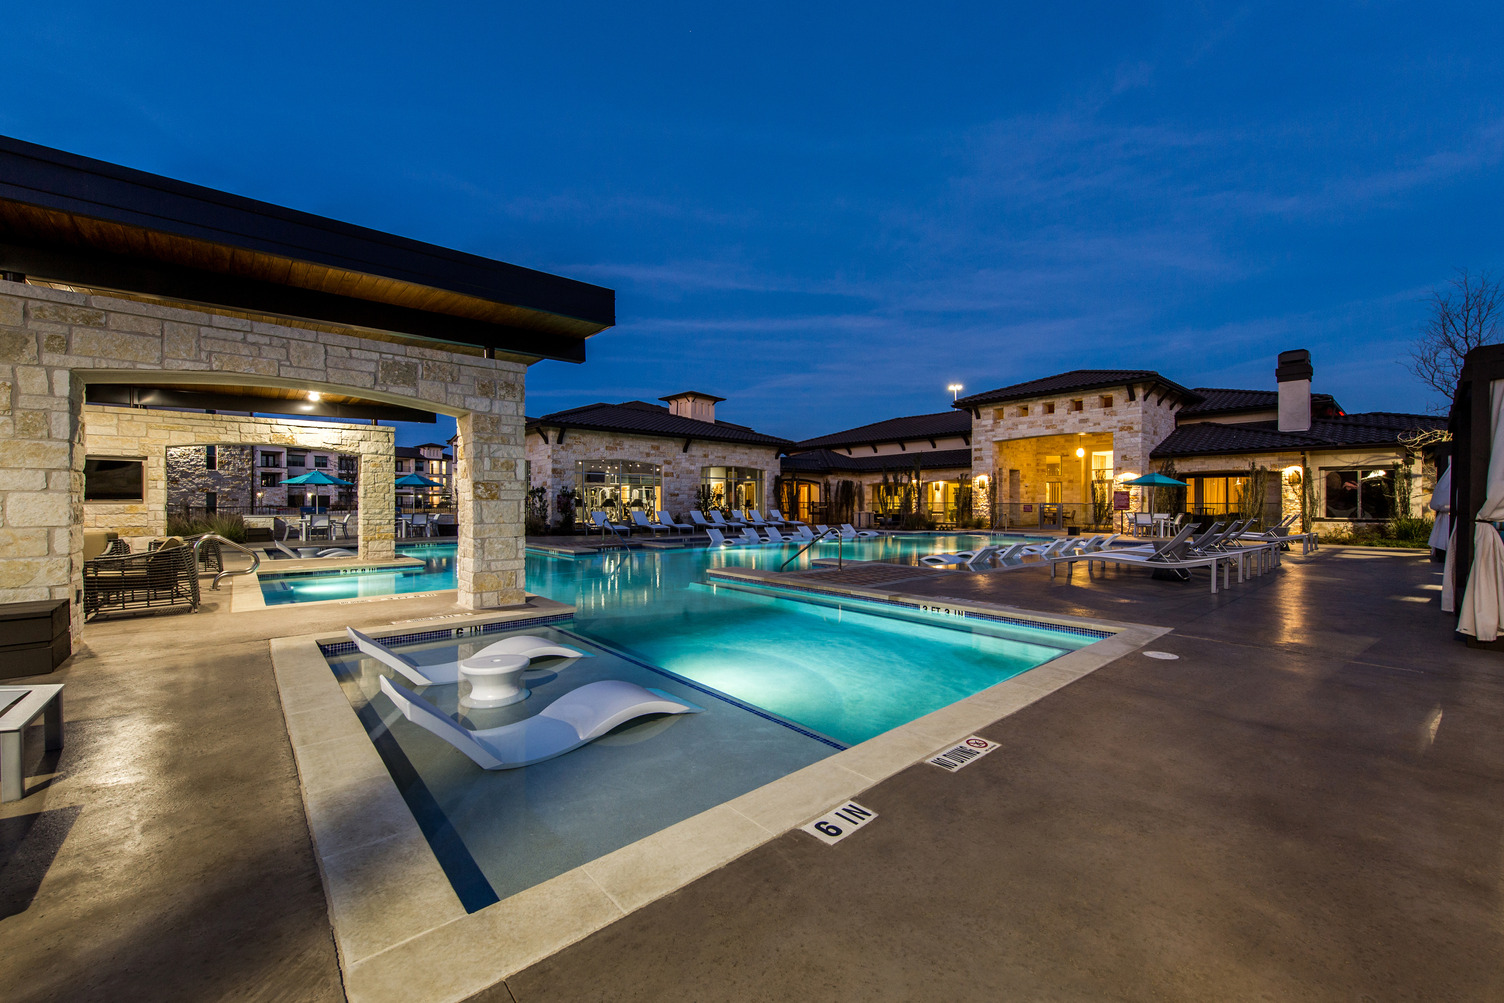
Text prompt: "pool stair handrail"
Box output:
[[378, 675, 702, 770], [780, 526, 844, 570], [347, 627, 591, 686], [193, 534, 260, 591]]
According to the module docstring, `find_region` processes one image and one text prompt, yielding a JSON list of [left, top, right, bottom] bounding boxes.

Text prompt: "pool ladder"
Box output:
[[192, 534, 262, 590], [781, 527, 844, 571]]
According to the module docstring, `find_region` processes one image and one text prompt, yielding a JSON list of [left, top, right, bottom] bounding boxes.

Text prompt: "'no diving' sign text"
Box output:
[[927, 735, 999, 772]]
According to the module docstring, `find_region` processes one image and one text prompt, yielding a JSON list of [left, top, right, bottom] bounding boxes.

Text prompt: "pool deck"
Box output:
[[4, 546, 1502, 1001]]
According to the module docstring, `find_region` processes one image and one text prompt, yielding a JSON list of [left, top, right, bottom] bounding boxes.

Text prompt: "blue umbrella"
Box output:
[[395, 473, 443, 487], [1121, 472, 1187, 487], [282, 469, 353, 513]]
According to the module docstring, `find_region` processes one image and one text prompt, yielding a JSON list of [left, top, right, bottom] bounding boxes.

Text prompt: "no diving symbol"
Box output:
[[965, 737, 989, 750]]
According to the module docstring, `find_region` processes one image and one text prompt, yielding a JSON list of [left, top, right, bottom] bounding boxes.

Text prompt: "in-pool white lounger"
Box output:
[[347, 627, 590, 686], [379, 676, 702, 769]]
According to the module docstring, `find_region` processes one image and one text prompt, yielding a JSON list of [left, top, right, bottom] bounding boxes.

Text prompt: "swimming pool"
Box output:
[[324, 550, 1097, 905], [259, 533, 1043, 606]]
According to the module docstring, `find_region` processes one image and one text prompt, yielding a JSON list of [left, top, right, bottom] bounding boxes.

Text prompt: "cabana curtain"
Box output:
[[1457, 380, 1504, 639]]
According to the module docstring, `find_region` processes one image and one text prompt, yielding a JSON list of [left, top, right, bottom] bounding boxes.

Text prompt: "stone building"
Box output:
[[953, 350, 1442, 530], [780, 410, 973, 525], [395, 443, 453, 509], [0, 135, 613, 634], [525, 392, 789, 525], [165, 443, 255, 512]]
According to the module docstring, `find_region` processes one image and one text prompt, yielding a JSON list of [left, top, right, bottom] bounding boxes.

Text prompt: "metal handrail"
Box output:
[[781, 528, 844, 571], [193, 534, 261, 590]]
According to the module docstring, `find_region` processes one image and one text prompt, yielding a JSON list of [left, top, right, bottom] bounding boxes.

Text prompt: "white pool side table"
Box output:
[[459, 653, 532, 709], [0, 683, 64, 802]]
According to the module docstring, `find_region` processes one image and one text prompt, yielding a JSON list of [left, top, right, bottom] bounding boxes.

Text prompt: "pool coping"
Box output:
[[268, 585, 1169, 1003]]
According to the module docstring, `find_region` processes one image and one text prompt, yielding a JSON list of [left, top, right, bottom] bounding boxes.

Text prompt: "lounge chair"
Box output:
[[630, 511, 672, 536], [920, 545, 1001, 569], [318, 548, 357, 557], [658, 511, 695, 534], [740, 527, 770, 545], [705, 527, 748, 548], [589, 511, 632, 536], [764, 527, 799, 544], [273, 516, 299, 541], [790, 526, 817, 543], [840, 523, 880, 539], [379, 675, 702, 770], [709, 511, 747, 530], [82, 542, 200, 620], [769, 508, 806, 527], [1048, 524, 1235, 593], [743, 510, 770, 527], [347, 627, 590, 686]]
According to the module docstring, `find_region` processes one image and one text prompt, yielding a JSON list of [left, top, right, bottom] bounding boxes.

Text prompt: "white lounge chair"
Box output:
[[658, 510, 695, 534], [379, 675, 701, 770], [768, 508, 806, 527], [740, 527, 770, 545], [790, 526, 817, 543], [840, 523, 880, 539], [589, 511, 632, 536], [705, 527, 747, 547], [709, 511, 747, 530], [347, 627, 590, 686], [318, 548, 357, 557], [743, 510, 770, 527], [630, 511, 672, 536], [920, 545, 1002, 569], [764, 527, 799, 544]]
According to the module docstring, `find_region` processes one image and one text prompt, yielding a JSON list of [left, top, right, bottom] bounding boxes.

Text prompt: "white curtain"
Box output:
[[1427, 465, 1451, 550], [1458, 380, 1504, 639]]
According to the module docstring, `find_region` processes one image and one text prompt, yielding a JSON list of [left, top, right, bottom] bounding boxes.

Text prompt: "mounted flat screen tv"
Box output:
[[84, 457, 144, 501]]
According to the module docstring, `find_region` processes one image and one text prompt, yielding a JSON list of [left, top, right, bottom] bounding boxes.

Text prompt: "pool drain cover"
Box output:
[[1143, 650, 1180, 660]]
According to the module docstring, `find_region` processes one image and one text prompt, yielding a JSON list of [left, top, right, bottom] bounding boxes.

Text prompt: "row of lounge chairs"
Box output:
[[348, 628, 701, 770], [588, 508, 808, 537], [1048, 519, 1308, 593], [706, 523, 880, 547], [918, 534, 1121, 570]]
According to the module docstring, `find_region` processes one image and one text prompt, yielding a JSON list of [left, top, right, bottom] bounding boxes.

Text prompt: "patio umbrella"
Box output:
[[395, 473, 443, 487], [282, 469, 353, 512], [1120, 472, 1188, 532]]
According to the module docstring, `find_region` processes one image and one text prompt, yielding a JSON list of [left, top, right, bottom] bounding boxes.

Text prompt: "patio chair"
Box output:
[[273, 517, 300, 541], [709, 511, 747, 530], [763, 527, 799, 545], [630, 510, 672, 536], [379, 675, 701, 770], [658, 511, 695, 534], [348, 627, 589, 686], [331, 512, 355, 539], [740, 527, 770, 545], [689, 511, 714, 532], [744, 510, 770, 527], [790, 525, 817, 543], [309, 514, 331, 540], [409, 513, 436, 538], [705, 527, 746, 547], [768, 508, 806, 527], [1130, 512, 1154, 537], [82, 542, 200, 621], [589, 511, 631, 536]]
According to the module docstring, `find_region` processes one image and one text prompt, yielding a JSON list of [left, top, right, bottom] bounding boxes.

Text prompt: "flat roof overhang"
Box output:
[[0, 136, 614, 363], [83, 382, 437, 423]]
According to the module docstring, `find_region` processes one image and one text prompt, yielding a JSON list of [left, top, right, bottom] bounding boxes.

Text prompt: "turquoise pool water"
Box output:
[[259, 533, 1042, 606], [307, 540, 1088, 746]]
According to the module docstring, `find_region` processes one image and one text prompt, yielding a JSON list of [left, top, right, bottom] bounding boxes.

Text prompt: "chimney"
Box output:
[[1276, 349, 1313, 432], [659, 391, 725, 424]]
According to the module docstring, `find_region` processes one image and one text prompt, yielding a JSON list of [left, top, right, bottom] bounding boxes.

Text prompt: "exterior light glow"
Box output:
[[1075, 447, 1086, 458], [947, 383, 964, 400], [308, 391, 321, 401]]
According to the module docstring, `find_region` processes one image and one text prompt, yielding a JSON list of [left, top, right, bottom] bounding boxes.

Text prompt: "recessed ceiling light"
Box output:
[[308, 391, 321, 402]]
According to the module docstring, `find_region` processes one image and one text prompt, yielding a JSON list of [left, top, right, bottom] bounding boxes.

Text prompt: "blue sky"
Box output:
[[5, 3, 1503, 444]]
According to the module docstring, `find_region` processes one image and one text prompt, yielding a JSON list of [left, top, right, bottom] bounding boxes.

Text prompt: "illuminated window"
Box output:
[[1070, 399, 1084, 412]]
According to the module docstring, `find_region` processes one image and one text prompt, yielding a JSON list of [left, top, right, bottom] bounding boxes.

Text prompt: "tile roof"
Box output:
[[953, 370, 1200, 409], [781, 448, 973, 475], [527, 401, 790, 447], [1180, 387, 1342, 417], [1150, 412, 1446, 458], [791, 410, 972, 451]]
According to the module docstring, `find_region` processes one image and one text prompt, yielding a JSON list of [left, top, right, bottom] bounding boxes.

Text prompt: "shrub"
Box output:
[[525, 485, 549, 536], [165, 511, 247, 543]]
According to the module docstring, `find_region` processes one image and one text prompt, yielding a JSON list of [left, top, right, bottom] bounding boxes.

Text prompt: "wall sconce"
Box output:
[[1075, 447, 1086, 459]]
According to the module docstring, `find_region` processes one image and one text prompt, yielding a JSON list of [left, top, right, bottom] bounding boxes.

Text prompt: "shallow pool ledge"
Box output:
[[270, 594, 1166, 1003]]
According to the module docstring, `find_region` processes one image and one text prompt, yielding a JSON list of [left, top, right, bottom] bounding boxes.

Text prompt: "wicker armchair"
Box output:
[[82, 543, 201, 621]]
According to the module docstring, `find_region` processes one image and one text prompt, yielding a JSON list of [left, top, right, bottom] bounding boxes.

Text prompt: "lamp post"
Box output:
[[947, 383, 963, 401]]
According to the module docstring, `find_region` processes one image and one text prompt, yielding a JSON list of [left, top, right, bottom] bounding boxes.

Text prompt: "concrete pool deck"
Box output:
[[2, 547, 1501, 1001]]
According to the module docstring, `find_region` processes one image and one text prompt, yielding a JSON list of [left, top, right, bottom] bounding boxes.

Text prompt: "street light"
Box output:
[[947, 383, 963, 401]]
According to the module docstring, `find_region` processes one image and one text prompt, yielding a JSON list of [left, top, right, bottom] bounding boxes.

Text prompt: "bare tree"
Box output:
[[1409, 268, 1503, 408]]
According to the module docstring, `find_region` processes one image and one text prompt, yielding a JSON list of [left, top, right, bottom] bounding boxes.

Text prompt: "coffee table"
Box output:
[[459, 653, 532, 708]]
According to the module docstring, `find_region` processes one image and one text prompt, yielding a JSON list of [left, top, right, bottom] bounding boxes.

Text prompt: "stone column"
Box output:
[[454, 411, 525, 609], [358, 447, 396, 561], [0, 301, 84, 636]]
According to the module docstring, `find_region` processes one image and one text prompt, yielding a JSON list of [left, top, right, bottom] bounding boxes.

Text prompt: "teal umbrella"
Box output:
[[1121, 472, 1187, 487], [395, 473, 443, 487], [282, 469, 353, 512]]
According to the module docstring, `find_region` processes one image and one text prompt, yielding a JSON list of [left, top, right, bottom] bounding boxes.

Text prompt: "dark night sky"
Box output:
[[6, 2, 1503, 444]]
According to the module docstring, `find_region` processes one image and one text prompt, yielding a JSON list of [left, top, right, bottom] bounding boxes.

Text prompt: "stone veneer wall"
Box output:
[[83, 408, 395, 545], [0, 282, 527, 637], [969, 387, 1183, 520], [165, 444, 255, 511], [526, 428, 781, 522]]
